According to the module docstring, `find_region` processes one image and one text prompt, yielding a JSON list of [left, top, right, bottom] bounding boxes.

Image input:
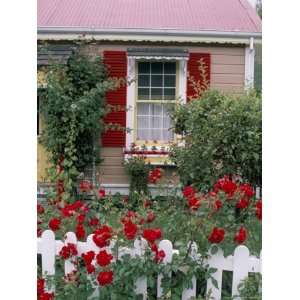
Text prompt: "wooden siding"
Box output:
[[38, 43, 246, 185], [92, 44, 245, 184]]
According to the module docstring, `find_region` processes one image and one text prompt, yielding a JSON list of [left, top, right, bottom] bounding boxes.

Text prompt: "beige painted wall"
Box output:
[[91, 43, 246, 184], [39, 42, 246, 185]]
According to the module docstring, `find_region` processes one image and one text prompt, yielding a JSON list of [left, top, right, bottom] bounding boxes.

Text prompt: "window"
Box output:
[[136, 61, 176, 142]]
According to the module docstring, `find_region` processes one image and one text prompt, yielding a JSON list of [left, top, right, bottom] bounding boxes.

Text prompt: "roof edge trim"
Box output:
[[38, 27, 262, 39]]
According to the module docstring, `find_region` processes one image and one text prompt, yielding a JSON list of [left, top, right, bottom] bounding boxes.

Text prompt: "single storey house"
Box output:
[[37, 0, 262, 194]]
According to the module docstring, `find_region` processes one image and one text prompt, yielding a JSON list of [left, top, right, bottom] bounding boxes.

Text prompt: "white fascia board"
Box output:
[[37, 27, 262, 44]]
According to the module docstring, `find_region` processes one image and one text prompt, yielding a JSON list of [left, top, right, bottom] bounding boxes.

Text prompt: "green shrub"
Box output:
[[124, 156, 150, 197], [170, 89, 262, 191]]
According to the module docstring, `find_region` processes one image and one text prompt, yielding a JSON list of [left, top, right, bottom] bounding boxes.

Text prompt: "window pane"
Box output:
[[164, 88, 176, 100], [151, 62, 163, 74], [151, 116, 163, 128], [163, 116, 172, 129], [151, 75, 163, 87], [138, 75, 150, 87], [163, 129, 174, 141], [164, 75, 176, 87], [138, 88, 150, 100], [137, 116, 149, 129], [152, 129, 162, 141], [138, 62, 150, 73], [153, 104, 163, 116], [164, 62, 176, 74], [138, 103, 150, 115], [151, 88, 163, 100], [137, 129, 149, 140]]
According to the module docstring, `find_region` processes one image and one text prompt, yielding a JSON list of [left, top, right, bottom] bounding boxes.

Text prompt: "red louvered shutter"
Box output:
[[187, 53, 211, 101], [102, 51, 127, 147]]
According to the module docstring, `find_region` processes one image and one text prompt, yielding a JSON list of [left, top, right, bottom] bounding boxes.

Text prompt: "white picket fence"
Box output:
[[37, 230, 261, 300]]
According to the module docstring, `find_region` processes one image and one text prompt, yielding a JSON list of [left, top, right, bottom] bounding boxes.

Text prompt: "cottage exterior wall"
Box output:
[[38, 42, 246, 185]]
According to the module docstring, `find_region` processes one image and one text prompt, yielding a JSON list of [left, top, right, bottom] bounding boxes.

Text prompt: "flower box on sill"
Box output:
[[123, 149, 174, 166]]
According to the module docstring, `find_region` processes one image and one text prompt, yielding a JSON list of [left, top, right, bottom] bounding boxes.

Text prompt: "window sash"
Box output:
[[136, 61, 177, 143]]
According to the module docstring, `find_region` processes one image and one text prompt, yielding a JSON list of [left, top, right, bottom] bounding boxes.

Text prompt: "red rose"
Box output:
[[93, 225, 112, 248], [89, 218, 99, 227], [38, 292, 54, 300], [146, 212, 155, 223], [97, 271, 113, 286], [150, 243, 158, 253], [188, 197, 201, 210], [155, 250, 166, 263], [143, 228, 162, 243], [148, 168, 162, 184], [96, 250, 113, 267], [75, 224, 86, 239], [183, 186, 196, 199], [56, 180, 64, 195], [37, 204, 44, 214], [86, 264, 95, 274], [208, 227, 225, 244], [126, 210, 137, 218], [76, 214, 85, 224], [143, 200, 151, 208], [59, 243, 78, 259], [236, 198, 250, 209], [123, 219, 138, 240], [48, 218, 61, 231], [73, 200, 83, 210], [37, 228, 42, 237], [214, 176, 237, 197], [214, 199, 222, 211], [80, 204, 89, 214], [79, 180, 92, 192], [82, 251, 95, 265], [37, 278, 45, 295], [98, 188, 106, 199], [234, 226, 247, 244], [60, 204, 75, 217], [255, 200, 262, 220], [239, 183, 255, 198]]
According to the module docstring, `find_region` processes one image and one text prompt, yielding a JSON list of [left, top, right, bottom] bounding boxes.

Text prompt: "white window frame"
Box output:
[[126, 55, 188, 152]]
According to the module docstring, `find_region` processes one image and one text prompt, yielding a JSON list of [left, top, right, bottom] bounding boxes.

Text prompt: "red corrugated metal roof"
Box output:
[[38, 0, 261, 33]]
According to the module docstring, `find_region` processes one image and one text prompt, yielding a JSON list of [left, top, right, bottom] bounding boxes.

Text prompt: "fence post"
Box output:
[[206, 247, 224, 300], [157, 240, 173, 298], [40, 230, 56, 292], [134, 238, 148, 300], [231, 245, 250, 299]]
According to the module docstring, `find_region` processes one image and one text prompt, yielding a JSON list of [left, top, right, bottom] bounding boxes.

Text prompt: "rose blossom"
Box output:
[[234, 226, 247, 244], [48, 218, 61, 231], [208, 227, 225, 244], [97, 271, 113, 286], [96, 250, 113, 267]]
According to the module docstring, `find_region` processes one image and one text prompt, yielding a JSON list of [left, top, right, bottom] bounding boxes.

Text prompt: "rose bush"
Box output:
[[37, 172, 261, 299]]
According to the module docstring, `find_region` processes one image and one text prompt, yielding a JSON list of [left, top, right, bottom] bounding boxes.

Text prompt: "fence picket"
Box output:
[[64, 232, 78, 275], [40, 230, 56, 292], [231, 245, 250, 299], [134, 238, 148, 300], [86, 234, 100, 299], [40, 230, 56, 277], [157, 240, 173, 298], [181, 242, 198, 300], [206, 247, 224, 300], [37, 230, 261, 300]]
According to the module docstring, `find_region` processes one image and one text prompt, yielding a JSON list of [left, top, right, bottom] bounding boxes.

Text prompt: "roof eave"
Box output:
[[37, 27, 262, 44]]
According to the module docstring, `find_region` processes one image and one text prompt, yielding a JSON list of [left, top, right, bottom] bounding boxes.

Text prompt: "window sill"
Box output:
[[123, 149, 174, 166]]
